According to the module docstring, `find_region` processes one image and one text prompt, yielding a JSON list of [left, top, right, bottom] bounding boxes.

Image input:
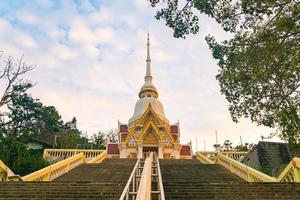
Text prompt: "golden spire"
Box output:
[[146, 33, 151, 79], [139, 33, 158, 98]]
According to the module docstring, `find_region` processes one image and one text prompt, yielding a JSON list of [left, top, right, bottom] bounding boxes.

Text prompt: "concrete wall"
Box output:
[[26, 142, 44, 150]]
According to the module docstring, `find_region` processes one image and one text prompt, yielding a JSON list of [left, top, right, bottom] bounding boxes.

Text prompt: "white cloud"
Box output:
[[94, 27, 115, 44], [0, 1, 279, 151], [51, 44, 78, 60], [68, 21, 95, 44], [16, 11, 39, 25], [88, 9, 110, 24]]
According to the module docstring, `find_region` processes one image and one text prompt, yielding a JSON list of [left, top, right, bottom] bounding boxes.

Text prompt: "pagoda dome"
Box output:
[[129, 96, 168, 124], [139, 80, 158, 98]]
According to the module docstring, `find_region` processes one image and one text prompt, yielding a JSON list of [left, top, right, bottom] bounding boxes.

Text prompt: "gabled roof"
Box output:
[[107, 143, 120, 155], [170, 125, 179, 134], [180, 145, 191, 156], [119, 124, 128, 133], [125, 104, 176, 145]]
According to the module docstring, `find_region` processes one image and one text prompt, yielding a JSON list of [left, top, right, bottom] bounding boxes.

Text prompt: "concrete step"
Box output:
[[160, 159, 300, 199], [0, 158, 137, 200]]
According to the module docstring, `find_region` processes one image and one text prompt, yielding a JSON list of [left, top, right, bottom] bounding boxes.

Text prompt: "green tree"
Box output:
[[40, 106, 63, 133], [63, 117, 78, 133], [0, 87, 79, 175], [0, 137, 49, 176], [149, 0, 300, 149], [61, 117, 84, 148], [4, 92, 63, 138], [92, 131, 106, 149], [222, 139, 233, 151], [234, 142, 254, 152], [213, 143, 221, 151]]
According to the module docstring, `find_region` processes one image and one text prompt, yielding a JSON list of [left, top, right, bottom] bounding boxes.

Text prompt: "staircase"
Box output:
[[160, 159, 300, 199], [0, 158, 136, 200]]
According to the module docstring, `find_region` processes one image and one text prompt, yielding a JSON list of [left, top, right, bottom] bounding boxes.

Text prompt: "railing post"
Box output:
[[65, 163, 70, 172], [293, 161, 300, 182], [42, 171, 51, 181], [215, 153, 219, 164], [43, 149, 48, 158], [246, 168, 254, 182], [230, 160, 233, 172]]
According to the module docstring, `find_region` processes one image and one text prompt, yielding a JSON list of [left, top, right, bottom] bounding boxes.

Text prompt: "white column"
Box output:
[[174, 144, 181, 159], [136, 140, 143, 159], [158, 140, 165, 159], [118, 142, 127, 158]]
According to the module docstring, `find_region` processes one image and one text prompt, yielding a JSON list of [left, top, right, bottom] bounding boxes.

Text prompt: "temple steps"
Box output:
[[160, 159, 243, 183], [0, 158, 136, 200], [160, 159, 300, 199], [56, 158, 136, 182]]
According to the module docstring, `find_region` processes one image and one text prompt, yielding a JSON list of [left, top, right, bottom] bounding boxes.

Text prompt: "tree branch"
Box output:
[[0, 54, 34, 108]]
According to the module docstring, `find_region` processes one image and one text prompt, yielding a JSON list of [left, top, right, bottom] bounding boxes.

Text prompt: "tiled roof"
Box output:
[[107, 143, 120, 155], [119, 124, 128, 133], [180, 145, 191, 156], [170, 125, 179, 134]]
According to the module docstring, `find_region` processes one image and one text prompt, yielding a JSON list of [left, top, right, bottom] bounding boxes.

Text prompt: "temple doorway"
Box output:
[[143, 146, 158, 158]]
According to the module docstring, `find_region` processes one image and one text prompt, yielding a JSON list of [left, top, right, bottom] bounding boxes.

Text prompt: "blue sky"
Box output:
[[0, 0, 278, 150]]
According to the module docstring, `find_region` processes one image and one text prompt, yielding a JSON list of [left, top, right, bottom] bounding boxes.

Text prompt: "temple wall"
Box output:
[[119, 147, 137, 158]]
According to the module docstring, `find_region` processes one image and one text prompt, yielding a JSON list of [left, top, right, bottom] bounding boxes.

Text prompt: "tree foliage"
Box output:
[[149, 0, 300, 148], [0, 85, 88, 175], [2, 91, 63, 138], [223, 139, 233, 151], [0, 54, 108, 175], [91, 131, 107, 149], [234, 142, 254, 152], [0, 138, 49, 176]]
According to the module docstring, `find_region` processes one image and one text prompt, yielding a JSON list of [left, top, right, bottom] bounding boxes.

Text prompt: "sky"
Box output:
[[0, 0, 280, 150]]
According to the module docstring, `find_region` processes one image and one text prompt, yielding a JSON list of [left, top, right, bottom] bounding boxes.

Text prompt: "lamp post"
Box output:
[[83, 131, 88, 149], [53, 135, 59, 149]]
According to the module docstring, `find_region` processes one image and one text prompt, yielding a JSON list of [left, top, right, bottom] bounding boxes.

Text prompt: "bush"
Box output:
[[0, 138, 49, 176]]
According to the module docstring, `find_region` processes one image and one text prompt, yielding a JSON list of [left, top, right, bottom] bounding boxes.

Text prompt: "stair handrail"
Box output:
[[22, 153, 86, 181], [197, 151, 247, 162], [119, 158, 141, 200], [0, 160, 8, 181], [136, 152, 153, 200], [196, 152, 276, 182], [88, 150, 107, 163], [277, 157, 300, 182], [197, 151, 300, 182], [156, 158, 165, 200], [196, 152, 214, 164], [216, 152, 276, 182], [0, 160, 22, 181], [43, 149, 105, 161]]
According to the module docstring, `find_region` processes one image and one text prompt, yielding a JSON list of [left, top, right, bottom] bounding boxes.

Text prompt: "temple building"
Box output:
[[107, 34, 192, 159]]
